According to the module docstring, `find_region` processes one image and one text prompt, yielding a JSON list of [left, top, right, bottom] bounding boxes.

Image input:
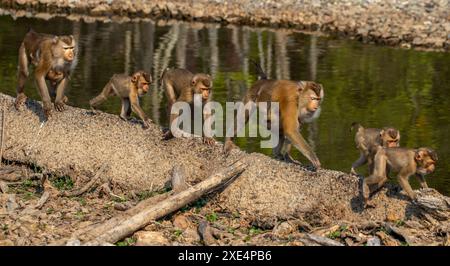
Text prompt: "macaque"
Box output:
[[224, 61, 324, 169], [350, 123, 400, 176], [89, 71, 152, 129], [15, 29, 77, 118], [160, 68, 214, 145], [362, 147, 437, 208]]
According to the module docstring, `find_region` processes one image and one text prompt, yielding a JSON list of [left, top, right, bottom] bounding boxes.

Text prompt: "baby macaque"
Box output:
[[362, 146, 437, 208], [89, 71, 152, 129], [350, 123, 400, 176], [160, 68, 214, 145]]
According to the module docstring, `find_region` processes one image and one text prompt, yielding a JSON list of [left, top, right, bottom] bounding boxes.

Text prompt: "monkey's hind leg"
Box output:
[[15, 43, 29, 110], [350, 152, 367, 176], [89, 82, 114, 114]]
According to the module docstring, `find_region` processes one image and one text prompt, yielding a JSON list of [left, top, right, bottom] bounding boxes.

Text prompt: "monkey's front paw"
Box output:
[[54, 101, 66, 112], [223, 141, 238, 154], [162, 131, 174, 140], [203, 137, 215, 146], [43, 103, 53, 118], [363, 200, 376, 209], [14, 94, 27, 110], [142, 120, 152, 129]]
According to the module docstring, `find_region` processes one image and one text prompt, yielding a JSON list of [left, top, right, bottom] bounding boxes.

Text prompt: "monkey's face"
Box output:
[[192, 74, 212, 101], [298, 81, 324, 123], [132, 71, 152, 96], [415, 148, 438, 175], [54, 35, 77, 62], [380, 128, 400, 148]]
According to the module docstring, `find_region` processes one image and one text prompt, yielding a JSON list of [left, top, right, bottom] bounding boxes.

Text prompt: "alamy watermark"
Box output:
[[170, 94, 280, 148]]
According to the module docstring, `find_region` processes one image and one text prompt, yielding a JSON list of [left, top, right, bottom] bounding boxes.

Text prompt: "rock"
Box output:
[[375, 231, 399, 246], [272, 221, 297, 237], [6, 194, 19, 213], [183, 228, 201, 243], [366, 236, 381, 246], [173, 214, 191, 230], [134, 231, 170, 246], [0, 239, 14, 246]]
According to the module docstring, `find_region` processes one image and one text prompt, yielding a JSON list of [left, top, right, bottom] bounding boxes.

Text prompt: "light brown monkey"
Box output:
[[224, 61, 324, 169], [350, 123, 400, 176], [89, 71, 152, 129], [160, 68, 214, 145], [15, 29, 77, 118], [362, 146, 437, 208]]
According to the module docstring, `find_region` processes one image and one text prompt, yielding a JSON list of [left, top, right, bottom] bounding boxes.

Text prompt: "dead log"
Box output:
[[168, 165, 189, 193], [415, 189, 450, 221], [60, 164, 108, 197], [58, 160, 246, 245], [34, 191, 50, 209]]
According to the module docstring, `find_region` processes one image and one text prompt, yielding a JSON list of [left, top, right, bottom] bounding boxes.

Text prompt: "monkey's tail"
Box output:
[[249, 59, 267, 80], [158, 68, 169, 86], [350, 122, 362, 132]]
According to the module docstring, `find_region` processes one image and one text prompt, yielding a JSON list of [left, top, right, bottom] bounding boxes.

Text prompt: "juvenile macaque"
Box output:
[[224, 61, 324, 169], [362, 147, 437, 208], [160, 68, 214, 145], [89, 71, 152, 129], [350, 123, 400, 176], [15, 29, 77, 118]]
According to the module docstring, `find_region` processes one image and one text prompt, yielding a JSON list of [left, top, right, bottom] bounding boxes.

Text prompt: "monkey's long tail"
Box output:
[[158, 68, 169, 87], [350, 122, 362, 132], [249, 59, 267, 80]]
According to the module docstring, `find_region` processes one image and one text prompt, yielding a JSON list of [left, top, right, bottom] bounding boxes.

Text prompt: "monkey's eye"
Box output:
[[311, 97, 320, 101]]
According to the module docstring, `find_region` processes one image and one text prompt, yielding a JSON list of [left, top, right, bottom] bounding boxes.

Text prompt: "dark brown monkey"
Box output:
[[362, 146, 437, 208], [89, 71, 152, 129], [224, 61, 324, 169], [350, 123, 400, 176], [15, 29, 77, 118], [160, 68, 214, 145]]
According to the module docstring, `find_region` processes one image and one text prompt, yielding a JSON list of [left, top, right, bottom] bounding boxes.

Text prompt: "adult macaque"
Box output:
[[224, 61, 324, 169], [89, 71, 152, 129], [15, 29, 77, 118], [350, 123, 400, 176], [160, 68, 214, 145], [362, 147, 437, 208]]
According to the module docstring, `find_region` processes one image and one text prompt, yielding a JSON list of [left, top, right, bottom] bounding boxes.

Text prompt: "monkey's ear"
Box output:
[[297, 81, 306, 91], [52, 36, 59, 44], [191, 77, 198, 86], [414, 150, 423, 162], [131, 73, 138, 83], [379, 129, 385, 137]]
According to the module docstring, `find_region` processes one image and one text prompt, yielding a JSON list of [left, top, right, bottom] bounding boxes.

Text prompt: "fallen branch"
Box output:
[[0, 180, 8, 193], [61, 160, 246, 245], [60, 164, 108, 197], [34, 191, 50, 209], [302, 234, 344, 246], [0, 106, 6, 168]]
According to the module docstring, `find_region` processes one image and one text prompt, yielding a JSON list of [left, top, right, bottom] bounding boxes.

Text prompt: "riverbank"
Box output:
[[0, 0, 448, 51], [1, 93, 450, 246]]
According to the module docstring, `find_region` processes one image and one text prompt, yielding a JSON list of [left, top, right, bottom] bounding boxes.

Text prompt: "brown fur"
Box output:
[[362, 146, 437, 208], [15, 29, 77, 118], [89, 71, 152, 129]]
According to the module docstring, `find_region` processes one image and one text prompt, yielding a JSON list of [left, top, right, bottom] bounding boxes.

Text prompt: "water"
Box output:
[[0, 14, 449, 195]]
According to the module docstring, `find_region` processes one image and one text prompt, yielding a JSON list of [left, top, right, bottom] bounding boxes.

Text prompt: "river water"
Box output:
[[0, 14, 449, 195]]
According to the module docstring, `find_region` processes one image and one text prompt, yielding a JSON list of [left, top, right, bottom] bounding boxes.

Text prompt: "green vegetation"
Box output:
[[51, 175, 74, 191], [116, 237, 136, 246]]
